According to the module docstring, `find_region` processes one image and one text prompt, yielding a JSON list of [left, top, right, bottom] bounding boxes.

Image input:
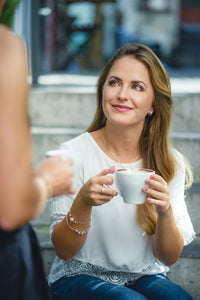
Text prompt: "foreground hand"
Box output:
[[79, 166, 118, 207], [143, 174, 171, 215], [35, 155, 75, 196]]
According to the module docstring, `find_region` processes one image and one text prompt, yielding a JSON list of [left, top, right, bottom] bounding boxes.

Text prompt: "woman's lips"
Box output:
[[112, 104, 133, 112]]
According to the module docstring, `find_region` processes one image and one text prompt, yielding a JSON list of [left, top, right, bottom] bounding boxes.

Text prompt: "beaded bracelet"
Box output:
[[33, 171, 53, 199], [68, 209, 91, 225], [65, 212, 90, 235]]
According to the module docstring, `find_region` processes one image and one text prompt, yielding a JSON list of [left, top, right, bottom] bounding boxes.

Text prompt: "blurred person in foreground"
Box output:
[[48, 43, 195, 300], [0, 1, 75, 299]]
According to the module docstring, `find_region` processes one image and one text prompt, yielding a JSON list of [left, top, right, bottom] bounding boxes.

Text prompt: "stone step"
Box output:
[[171, 132, 200, 183], [29, 86, 200, 132], [29, 86, 96, 129], [31, 127, 81, 164], [35, 227, 200, 299], [171, 93, 200, 132]]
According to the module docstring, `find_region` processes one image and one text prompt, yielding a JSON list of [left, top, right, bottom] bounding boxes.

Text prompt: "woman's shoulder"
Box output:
[[171, 148, 185, 168], [60, 132, 90, 151], [0, 25, 25, 55], [0, 24, 13, 39], [172, 148, 186, 173], [0, 26, 29, 108], [0, 26, 27, 81]]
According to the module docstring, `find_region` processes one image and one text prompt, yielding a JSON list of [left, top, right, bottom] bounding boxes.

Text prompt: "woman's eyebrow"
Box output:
[[108, 75, 121, 81], [131, 80, 147, 88], [108, 76, 147, 88]]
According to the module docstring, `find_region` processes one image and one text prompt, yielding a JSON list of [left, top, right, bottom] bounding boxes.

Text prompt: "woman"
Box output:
[[48, 43, 195, 300], [0, 1, 74, 299]]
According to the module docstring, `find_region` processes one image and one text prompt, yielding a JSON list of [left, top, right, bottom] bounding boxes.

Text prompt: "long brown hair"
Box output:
[[87, 43, 192, 235]]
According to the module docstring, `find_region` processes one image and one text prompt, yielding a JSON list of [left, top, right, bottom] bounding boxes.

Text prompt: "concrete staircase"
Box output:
[[30, 75, 200, 299]]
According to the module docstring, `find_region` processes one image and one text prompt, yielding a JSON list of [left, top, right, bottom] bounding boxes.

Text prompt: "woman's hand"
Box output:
[[35, 155, 75, 197], [78, 166, 118, 207], [143, 174, 171, 215]]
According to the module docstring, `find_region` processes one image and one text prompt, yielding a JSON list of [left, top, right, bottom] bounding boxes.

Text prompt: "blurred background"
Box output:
[[13, 0, 200, 85]]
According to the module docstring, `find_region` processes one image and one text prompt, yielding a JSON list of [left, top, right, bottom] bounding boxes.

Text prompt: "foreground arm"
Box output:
[[51, 167, 117, 261], [0, 26, 74, 231]]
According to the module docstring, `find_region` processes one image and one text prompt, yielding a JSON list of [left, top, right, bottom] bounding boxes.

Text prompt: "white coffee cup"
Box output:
[[115, 168, 155, 204], [45, 149, 82, 189]]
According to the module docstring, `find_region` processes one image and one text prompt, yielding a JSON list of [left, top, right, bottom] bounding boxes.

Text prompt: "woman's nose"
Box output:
[[117, 86, 129, 101]]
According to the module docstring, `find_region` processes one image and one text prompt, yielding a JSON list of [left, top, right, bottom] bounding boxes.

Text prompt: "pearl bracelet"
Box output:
[[65, 212, 91, 235], [68, 209, 91, 225]]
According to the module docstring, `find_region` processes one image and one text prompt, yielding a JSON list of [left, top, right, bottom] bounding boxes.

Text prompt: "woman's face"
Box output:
[[102, 55, 154, 129], [0, 0, 6, 16]]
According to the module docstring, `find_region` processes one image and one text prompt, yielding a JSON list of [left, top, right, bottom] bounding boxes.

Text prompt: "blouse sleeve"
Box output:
[[169, 150, 196, 245]]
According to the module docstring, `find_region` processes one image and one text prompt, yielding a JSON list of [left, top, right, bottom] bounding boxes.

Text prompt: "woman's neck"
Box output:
[[101, 124, 142, 164]]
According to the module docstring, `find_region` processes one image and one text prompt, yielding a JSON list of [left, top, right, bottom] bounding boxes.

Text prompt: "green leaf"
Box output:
[[0, 0, 21, 28]]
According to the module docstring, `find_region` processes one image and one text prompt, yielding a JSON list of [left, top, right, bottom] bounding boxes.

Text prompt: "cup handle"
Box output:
[[107, 173, 120, 195]]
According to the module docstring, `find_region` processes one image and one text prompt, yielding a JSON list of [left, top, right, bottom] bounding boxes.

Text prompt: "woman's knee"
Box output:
[[132, 274, 193, 300]]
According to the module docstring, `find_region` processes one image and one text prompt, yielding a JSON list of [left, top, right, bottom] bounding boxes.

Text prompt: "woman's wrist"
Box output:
[[32, 171, 53, 215], [65, 209, 91, 235], [157, 203, 172, 218], [76, 188, 92, 209], [71, 192, 92, 223], [33, 171, 53, 199]]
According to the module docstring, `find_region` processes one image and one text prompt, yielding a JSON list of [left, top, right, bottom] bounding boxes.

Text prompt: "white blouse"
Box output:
[[48, 132, 195, 285]]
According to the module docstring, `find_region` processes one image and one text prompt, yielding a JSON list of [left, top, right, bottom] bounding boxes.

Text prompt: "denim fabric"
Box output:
[[50, 274, 147, 300], [50, 273, 193, 300], [127, 274, 193, 300]]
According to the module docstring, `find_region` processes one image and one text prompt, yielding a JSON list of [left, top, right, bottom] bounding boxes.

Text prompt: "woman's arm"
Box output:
[[0, 26, 74, 231], [0, 26, 37, 230], [51, 167, 117, 261], [153, 204, 184, 266], [143, 174, 184, 266]]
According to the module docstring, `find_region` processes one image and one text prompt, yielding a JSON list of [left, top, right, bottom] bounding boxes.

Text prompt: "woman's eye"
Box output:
[[133, 85, 142, 91], [109, 80, 119, 87]]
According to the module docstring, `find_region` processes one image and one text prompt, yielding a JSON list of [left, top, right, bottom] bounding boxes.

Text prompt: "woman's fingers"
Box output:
[[90, 174, 114, 187], [99, 184, 117, 197], [36, 156, 75, 196], [147, 174, 167, 190], [88, 181, 117, 199], [83, 166, 115, 189], [80, 167, 117, 207], [96, 166, 116, 177], [143, 174, 170, 213]]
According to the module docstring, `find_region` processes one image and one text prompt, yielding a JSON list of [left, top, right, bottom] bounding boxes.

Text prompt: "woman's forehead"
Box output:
[[107, 56, 151, 83]]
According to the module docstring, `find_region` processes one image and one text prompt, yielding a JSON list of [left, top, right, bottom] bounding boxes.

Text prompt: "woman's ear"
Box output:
[[147, 108, 154, 116]]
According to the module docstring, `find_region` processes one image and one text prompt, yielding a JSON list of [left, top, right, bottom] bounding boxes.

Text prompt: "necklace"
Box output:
[[102, 133, 140, 168]]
